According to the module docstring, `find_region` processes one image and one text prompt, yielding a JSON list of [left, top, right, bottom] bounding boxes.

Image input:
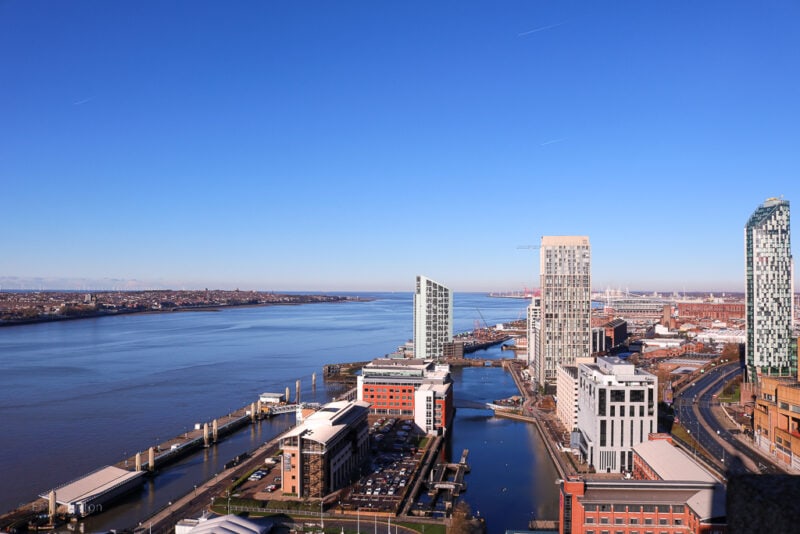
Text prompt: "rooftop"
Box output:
[[41, 465, 145, 506], [633, 440, 716, 483], [280, 400, 369, 446]]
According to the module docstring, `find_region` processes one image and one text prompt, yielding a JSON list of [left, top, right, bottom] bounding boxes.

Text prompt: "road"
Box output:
[[673, 363, 784, 476]]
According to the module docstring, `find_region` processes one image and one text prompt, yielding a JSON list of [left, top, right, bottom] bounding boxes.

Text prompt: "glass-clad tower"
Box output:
[[745, 197, 795, 382], [413, 275, 453, 361]]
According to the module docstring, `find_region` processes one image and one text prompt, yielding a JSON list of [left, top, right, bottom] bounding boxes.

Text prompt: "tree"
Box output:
[[449, 501, 485, 534]]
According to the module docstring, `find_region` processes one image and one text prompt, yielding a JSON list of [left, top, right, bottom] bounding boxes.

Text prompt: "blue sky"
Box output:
[[2, 1, 799, 293]]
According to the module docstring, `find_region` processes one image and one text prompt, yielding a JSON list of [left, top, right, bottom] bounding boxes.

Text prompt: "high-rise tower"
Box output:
[[537, 236, 592, 386], [413, 275, 453, 361], [745, 197, 795, 382]]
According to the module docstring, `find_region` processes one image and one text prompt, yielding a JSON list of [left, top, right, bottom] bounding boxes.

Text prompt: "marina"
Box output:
[[0, 292, 558, 533]]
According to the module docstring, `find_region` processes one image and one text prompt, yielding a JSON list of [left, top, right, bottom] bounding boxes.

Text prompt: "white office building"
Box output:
[[537, 236, 592, 386], [577, 357, 657, 473], [526, 296, 541, 370], [557, 365, 580, 431], [745, 197, 795, 382], [413, 275, 453, 361]]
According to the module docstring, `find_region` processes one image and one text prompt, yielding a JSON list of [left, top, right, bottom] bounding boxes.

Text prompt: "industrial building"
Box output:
[[576, 357, 657, 473], [278, 400, 370, 498]]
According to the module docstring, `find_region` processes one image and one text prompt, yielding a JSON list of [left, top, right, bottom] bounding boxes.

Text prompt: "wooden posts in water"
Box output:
[[212, 419, 219, 443], [203, 422, 210, 448], [135, 451, 142, 471], [250, 402, 257, 423], [48, 490, 56, 523], [285, 386, 290, 403], [256, 400, 262, 419], [296, 379, 301, 404], [312, 372, 316, 389], [148, 447, 155, 472]]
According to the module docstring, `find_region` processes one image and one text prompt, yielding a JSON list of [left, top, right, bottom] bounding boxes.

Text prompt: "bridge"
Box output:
[[263, 403, 321, 417]]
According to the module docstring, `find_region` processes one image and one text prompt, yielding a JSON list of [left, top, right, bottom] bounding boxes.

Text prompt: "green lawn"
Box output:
[[718, 385, 741, 403]]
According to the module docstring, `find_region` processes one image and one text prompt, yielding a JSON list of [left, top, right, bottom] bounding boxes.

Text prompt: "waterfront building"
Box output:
[[277, 400, 370, 498], [413, 275, 453, 361], [559, 438, 726, 534], [577, 357, 657, 473], [745, 197, 796, 383], [538, 236, 592, 387], [39, 466, 145, 517], [357, 358, 453, 435], [526, 296, 541, 371]]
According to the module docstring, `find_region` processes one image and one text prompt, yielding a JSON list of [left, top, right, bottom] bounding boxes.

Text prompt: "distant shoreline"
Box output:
[[0, 294, 372, 328]]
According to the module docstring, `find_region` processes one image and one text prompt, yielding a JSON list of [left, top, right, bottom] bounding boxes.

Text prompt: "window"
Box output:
[[630, 518, 639, 525], [659, 519, 668, 525], [611, 390, 625, 402], [615, 517, 624, 524], [586, 518, 595, 524], [600, 517, 609, 524], [630, 389, 644, 402]]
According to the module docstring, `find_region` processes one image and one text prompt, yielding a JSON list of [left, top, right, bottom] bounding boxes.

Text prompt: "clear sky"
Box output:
[[2, 1, 799, 293]]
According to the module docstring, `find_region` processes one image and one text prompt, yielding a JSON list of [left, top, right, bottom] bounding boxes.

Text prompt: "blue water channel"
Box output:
[[0, 292, 558, 533]]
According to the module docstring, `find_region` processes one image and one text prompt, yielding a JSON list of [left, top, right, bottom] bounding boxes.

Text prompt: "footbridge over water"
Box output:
[[262, 402, 321, 417]]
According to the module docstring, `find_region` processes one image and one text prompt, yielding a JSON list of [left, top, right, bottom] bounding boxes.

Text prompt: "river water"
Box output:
[[0, 292, 557, 533]]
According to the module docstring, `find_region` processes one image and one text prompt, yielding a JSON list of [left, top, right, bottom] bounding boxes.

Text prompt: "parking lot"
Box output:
[[235, 417, 428, 514], [340, 417, 425, 513]]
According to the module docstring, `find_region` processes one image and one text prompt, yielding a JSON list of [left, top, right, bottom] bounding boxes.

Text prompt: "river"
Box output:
[[0, 292, 558, 533]]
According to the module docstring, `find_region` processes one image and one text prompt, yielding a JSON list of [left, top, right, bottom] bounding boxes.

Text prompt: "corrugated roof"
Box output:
[[633, 440, 716, 483], [43, 466, 144, 505]]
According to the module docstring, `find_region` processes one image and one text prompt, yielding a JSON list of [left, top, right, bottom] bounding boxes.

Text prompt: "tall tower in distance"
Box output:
[[413, 275, 453, 361], [745, 197, 795, 383], [537, 236, 592, 387]]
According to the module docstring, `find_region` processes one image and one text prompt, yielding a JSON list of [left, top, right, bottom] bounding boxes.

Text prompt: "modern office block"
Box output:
[[577, 357, 657, 473]]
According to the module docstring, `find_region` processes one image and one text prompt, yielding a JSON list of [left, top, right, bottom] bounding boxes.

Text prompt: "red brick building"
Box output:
[[357, 359, 453, 435], [559, 439, 726, 534], [677, 302, 745, 324]]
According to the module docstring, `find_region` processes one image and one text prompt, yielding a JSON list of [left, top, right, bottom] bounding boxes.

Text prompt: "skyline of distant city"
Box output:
[[2, 2, 799, 292]]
